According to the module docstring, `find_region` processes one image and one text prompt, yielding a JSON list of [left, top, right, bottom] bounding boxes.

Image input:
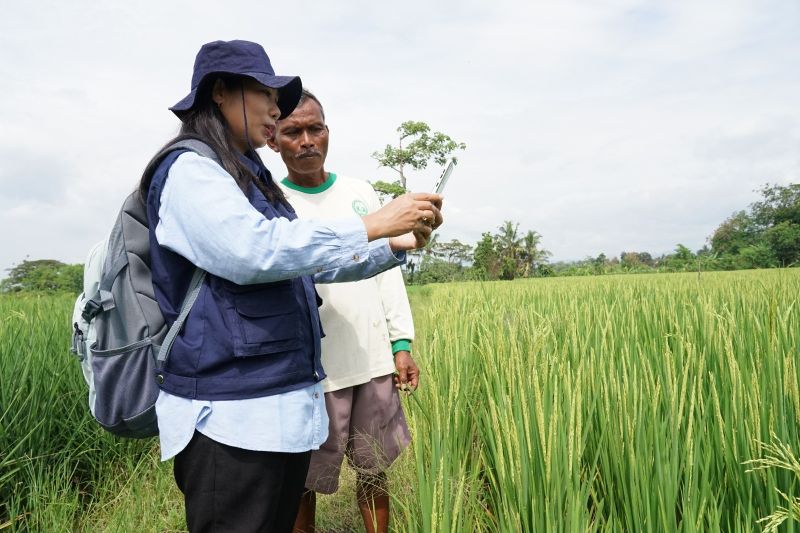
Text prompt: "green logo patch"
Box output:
[[352, 199, 368, 216]]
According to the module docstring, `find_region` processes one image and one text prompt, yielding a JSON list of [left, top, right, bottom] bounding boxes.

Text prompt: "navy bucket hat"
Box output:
[[170, 40, 302, 120]]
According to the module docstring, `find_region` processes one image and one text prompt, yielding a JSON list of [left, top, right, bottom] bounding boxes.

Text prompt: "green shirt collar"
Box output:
[[281, 173, 337, 194]]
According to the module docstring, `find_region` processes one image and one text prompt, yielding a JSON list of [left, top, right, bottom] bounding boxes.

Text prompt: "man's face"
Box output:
[[269, 99, 329, 175]]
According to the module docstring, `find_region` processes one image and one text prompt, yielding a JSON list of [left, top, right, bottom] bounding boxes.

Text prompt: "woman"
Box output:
[[141, 40, 441, 532]]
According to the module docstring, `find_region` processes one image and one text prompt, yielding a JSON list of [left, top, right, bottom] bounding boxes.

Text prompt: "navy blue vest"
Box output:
[[146, 149, 325, 400]]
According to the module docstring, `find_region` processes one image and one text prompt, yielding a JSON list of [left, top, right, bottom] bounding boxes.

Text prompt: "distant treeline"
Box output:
[[3, 183, 798, 292], [406, 182, 800, 284], [0, 259, 83, 294]]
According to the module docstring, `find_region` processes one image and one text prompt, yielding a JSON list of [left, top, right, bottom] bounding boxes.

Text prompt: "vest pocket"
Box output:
[[229, 282, 303, 357]]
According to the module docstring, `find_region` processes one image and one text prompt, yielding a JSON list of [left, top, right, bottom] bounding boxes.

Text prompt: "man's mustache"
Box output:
[[296, 150, 322, 159]]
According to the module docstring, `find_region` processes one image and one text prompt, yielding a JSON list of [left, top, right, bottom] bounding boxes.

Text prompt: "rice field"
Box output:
[[2, 269, 799, 531]]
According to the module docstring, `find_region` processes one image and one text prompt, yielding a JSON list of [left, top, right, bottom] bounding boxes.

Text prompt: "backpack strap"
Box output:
[[155, 267, 207, 369], [160, 138, 220, 162], [144, 139, 218, 369], [82, 139, 219, 336]]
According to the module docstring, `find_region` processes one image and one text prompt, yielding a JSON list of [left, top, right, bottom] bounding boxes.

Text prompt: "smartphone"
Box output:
[[433, 161, 455, 195]]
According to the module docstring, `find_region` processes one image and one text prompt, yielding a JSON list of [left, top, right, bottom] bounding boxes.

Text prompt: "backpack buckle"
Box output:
[[81, 299, 102, 322], [71, 322, 86, 361]]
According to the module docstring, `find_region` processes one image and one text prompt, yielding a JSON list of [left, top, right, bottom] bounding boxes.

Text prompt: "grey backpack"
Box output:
[[70, 140, 217, 438]]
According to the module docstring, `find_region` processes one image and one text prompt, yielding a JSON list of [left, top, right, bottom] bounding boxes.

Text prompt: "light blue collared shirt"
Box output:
[[154, 152, 404, 460]]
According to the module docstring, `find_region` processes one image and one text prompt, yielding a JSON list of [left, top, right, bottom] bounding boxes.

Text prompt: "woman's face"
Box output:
[[212, 78, 281, 152]]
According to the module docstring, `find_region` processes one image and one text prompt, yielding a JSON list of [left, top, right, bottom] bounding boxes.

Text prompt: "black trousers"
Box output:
[[174, 431, 311, 533]]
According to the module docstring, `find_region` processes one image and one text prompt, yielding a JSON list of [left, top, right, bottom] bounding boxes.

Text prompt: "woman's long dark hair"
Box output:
[[138, 75, 288, 207]]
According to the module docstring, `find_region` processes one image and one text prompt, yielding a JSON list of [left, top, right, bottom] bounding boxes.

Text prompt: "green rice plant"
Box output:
[[0, 294, 155, 531], [392, 287, 491, 532], [3, 269, 800, 531], [744, 433, 800, 532], [399, 270, 800, 532]]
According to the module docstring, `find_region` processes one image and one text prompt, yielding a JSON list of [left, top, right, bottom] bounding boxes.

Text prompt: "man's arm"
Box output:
[[376, 267, 419, 390], [367, 182, 420, 390]]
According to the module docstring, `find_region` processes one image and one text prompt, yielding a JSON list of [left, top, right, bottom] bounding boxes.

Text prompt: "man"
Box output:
[[268, 90, 420, 533]]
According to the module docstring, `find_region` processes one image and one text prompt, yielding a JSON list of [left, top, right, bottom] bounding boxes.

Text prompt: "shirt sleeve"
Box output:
[[313, 240, 406, 284], [154, 152, 401, 285], [376, 266, 415, 343]]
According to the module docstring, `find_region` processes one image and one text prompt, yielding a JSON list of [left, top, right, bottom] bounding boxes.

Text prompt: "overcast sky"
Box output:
[[1, 0, 799, 276]]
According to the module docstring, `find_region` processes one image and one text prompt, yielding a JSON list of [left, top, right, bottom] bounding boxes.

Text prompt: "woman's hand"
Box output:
[[389, 230, 431, 252], [362, 193, 443, 241]]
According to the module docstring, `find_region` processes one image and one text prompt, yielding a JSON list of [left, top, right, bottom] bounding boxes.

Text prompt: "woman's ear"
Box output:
[[211, 78, 227, 107]]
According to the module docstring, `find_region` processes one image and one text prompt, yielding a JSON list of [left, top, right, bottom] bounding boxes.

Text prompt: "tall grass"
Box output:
[[397, 270, 800, 532], [0, 294, 182, 532], [2, 270, 799, 531]]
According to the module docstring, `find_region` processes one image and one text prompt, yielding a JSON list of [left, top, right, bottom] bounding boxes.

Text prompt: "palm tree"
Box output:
[[494, 221, 522, 280], [520, 230, 550, 277]]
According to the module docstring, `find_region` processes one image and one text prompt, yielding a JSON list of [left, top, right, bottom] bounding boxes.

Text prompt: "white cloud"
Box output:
[[1, 0, 799, 277]]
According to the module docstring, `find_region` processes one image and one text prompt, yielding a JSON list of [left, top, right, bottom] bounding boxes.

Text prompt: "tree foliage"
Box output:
[[472, 232, 499, 281], [473, 220, 550, 280], [750, 183, 800, 228], [371, 120, 466, 195], [710, 211, 757, 256], [711, 183, 800, 267], [371, 180, 408, 202], [1, 259, 83, 293], [407, 220, 552, 284]]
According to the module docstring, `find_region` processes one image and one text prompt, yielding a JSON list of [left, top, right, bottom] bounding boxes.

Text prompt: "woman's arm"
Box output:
[[155, 152, 436, 285]]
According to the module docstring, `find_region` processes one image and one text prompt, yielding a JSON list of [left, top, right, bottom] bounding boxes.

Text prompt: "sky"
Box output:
[[1, 0, 799, 276]]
